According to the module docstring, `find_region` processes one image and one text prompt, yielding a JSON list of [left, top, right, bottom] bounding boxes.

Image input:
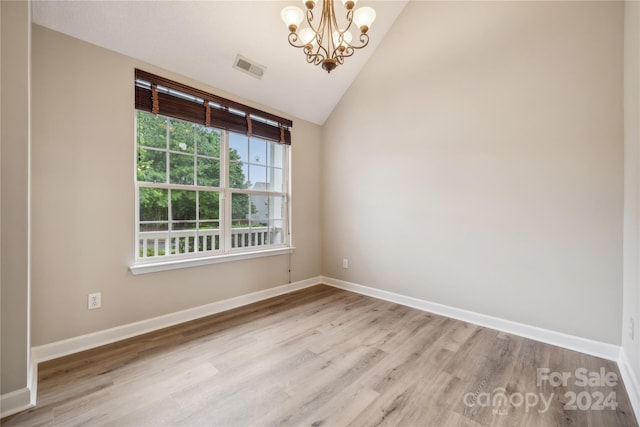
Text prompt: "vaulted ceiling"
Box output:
[[32, 0, 408, 125]]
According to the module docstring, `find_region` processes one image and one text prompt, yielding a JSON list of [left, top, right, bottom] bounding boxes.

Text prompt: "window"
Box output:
[[133, 70, 292, 271]]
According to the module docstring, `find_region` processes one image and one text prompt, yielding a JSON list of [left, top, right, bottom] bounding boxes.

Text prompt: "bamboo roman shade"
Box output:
[[135, 69, 292, 145]]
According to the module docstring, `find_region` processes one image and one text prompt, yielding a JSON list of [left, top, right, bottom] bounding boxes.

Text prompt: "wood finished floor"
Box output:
[[2, 285, 637, 427]]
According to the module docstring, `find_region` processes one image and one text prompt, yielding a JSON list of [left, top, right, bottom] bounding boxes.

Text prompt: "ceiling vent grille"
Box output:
[[233, 55, 265, 80]]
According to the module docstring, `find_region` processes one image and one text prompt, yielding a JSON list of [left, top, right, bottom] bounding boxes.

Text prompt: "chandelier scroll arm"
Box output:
[[357, 32, 370, 48], [287, 31, 302, 48], [303, 44, 326, 66], [304, 9, 319, 37]]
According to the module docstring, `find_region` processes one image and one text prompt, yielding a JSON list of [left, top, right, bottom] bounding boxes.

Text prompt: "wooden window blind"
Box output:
[[134, 69, 292, 145]]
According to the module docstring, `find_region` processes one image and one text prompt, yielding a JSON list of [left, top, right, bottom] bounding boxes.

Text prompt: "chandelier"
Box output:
[[281, 0, 376, 73]]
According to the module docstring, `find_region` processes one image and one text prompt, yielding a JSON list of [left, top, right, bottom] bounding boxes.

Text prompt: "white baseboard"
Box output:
[[1, 350, 37, 419], [29, 359, 38, 409], [31, 276, 322, 363], [321, 276, 620, 361], [618, 347, 640, 419], [0, 387, 33, 419]]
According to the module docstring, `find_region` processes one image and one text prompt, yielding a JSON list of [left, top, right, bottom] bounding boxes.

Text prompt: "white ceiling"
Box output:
[[31, 0, 408, 125]]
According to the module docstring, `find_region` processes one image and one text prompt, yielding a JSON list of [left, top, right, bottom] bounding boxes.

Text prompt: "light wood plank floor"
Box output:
[[2, 285, 637, 426]]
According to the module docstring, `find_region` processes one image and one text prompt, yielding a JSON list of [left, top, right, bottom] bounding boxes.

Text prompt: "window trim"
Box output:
[[129, 246, 295, 275], [130, 71, 293, 273]]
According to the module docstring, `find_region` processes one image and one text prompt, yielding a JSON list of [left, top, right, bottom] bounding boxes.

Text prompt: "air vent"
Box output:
[[233, 55, 265, 80]]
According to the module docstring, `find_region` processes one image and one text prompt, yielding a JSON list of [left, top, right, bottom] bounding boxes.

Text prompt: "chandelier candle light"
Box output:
[[281, 0, 376, 73]]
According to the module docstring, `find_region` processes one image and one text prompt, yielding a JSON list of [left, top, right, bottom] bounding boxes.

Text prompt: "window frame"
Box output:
[[130, 71, 293, 275]]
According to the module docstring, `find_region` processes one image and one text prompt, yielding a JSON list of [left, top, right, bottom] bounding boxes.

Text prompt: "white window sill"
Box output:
[[129, 246, 295, 275]]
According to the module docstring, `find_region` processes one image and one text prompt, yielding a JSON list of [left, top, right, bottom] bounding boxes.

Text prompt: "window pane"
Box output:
[[267, 143, 284, 168], [250, 138, 267, 166], [268, 196, 286, 244], [229, 132, 248, 163], [198, 226, 220, 252], [171, 221, 196, 231], [232, 193, 251, 227], [171, 190, 196, 221], [197, 157, 220, 187], [269, 220, 285, 245], [139, 221, 169, 258], [169, 153, 194, 185], [267, 167, 283, 192], [248, 194, 267, 225], [249, 164, 267, 189], [229, 161, 249, 189], [170, 222, 197, 255], [140, 222, 168, 233], [139, 187, 168, 221], [196, 127, 221, 157], [199, 221, 220, 230], [137, 111, 167, 149], [137, 148, 166, 183], [269, 196, 286, 221], [169, 119, 195, 153], [199, 191, 220, 221]]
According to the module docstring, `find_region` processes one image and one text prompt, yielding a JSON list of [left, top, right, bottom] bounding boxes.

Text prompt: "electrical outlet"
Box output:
[[88, 292, 101, 310], [343, 258, 349, 269], [630, 318, 635, 341]]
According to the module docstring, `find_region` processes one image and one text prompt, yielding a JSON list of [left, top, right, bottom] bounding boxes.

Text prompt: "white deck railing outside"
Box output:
[[138, 226, 275, 258]]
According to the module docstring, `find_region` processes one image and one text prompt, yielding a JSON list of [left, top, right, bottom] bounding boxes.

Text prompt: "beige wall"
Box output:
[[322, 1, 624, 344], [30, 25, 322, 346], [623, 0, 640, 386], [1, 0, 31, 395]]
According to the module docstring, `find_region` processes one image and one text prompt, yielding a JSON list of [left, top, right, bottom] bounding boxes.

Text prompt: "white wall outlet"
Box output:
[[343, 258, 349, 269], [88, 292, 102, 310], [630, 317, 635, 341]]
